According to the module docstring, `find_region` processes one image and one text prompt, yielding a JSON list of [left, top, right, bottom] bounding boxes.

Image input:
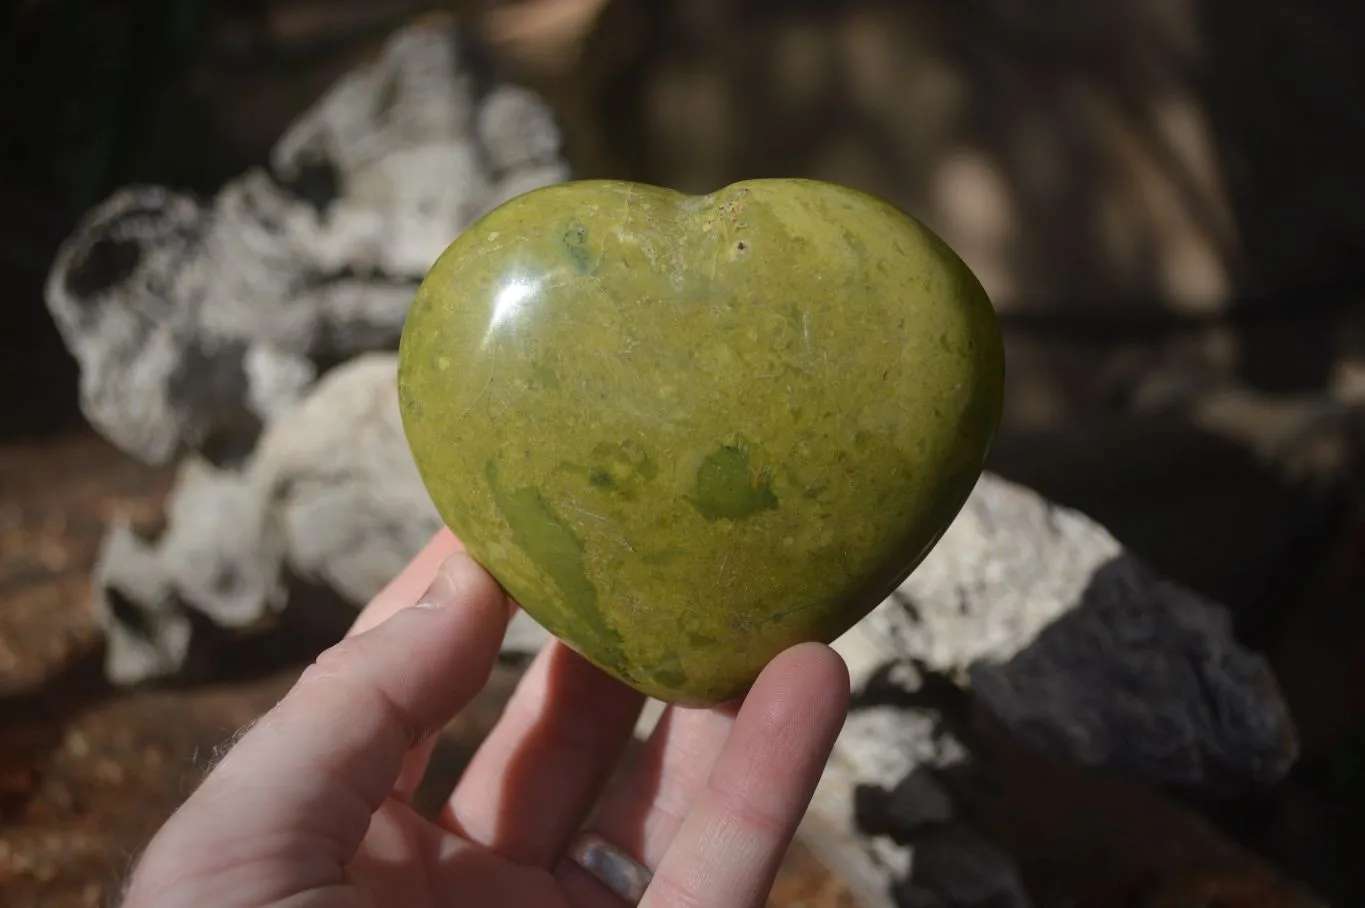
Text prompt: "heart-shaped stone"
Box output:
[[398, 179, 1004, 705]]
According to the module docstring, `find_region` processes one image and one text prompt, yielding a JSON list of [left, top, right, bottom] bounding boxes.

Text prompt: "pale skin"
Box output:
[[121, 529, 851, 908]]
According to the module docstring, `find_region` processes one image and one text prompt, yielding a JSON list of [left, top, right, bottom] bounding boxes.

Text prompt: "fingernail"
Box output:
[[413, 555, 467, 610]]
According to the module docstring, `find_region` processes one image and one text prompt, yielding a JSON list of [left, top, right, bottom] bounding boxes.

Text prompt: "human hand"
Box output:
[[121, 529, 850, 908]]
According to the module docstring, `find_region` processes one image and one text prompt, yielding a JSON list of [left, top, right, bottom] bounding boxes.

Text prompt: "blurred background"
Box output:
[[2, 1, 1364, 905]]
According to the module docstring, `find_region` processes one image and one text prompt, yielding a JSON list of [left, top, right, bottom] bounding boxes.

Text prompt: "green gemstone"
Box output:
[[398, 178, 1004, 705]]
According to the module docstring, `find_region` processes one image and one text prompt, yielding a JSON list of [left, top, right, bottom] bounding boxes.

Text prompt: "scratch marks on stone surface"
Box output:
[[616, 192, 633, 241], [474, 240, 510, 262], [584, 273, 613, 308], [562, 499, 638, 555], [564, 500, 611, 524], [459, 338, 496, 417]]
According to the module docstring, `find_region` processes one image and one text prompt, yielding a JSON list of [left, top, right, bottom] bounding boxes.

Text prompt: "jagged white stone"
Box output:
[[45, 21, 569, 466]]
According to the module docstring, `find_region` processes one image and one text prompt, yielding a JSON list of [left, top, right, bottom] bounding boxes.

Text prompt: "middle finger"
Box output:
[[442, 639, 646, 867]]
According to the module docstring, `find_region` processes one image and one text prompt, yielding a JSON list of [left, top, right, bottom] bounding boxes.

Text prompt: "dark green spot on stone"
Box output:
[[643, 548, 684, 567], [584, 439, 658, 500], [650, 657, 688, 692], [530, 362, 561, 391], [843, 228, 869, 257], [562, 221, 592, 273], [687, 630, 720, 648], [484, 460, 624, 666], [692, 441, 779, 521]]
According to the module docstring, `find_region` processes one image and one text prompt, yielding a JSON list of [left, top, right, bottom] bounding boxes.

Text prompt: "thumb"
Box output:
[[125, 549, 509, 906]]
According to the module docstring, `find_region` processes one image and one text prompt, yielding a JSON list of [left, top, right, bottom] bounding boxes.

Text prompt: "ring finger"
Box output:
[[556, 699, 737, 906]]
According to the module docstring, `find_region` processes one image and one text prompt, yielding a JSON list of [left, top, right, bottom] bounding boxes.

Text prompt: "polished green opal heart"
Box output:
[[398, 178, 1004, 705]]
